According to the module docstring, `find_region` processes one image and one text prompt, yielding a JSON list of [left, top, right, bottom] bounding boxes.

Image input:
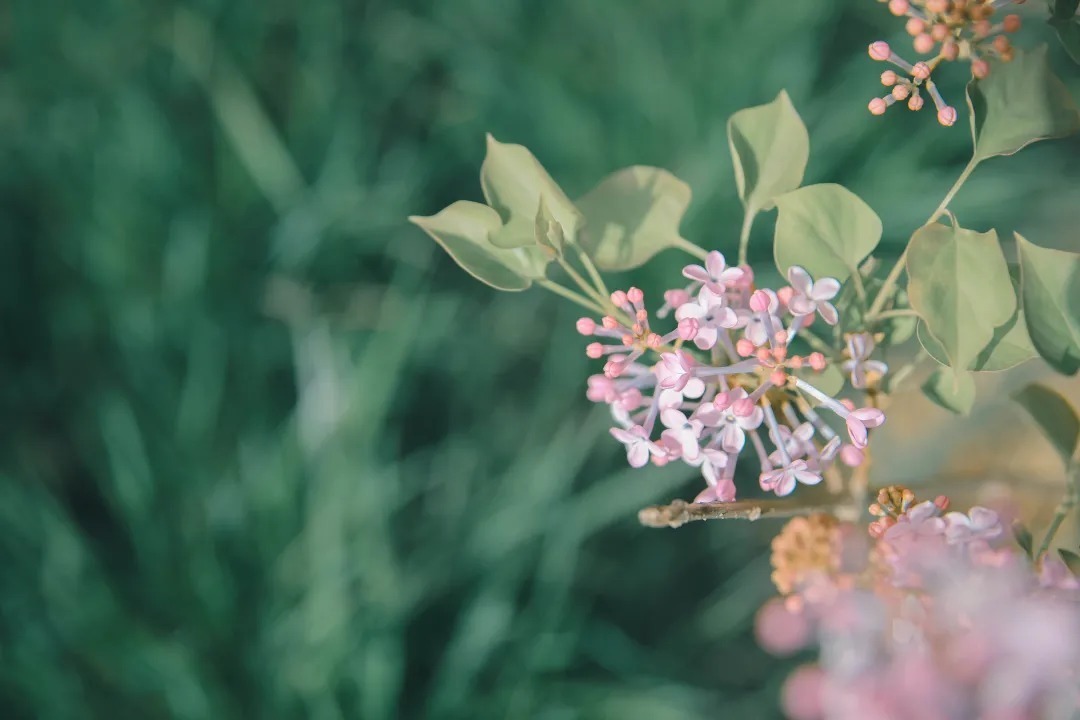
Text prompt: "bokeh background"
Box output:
[[2, 1, 1079, 718]]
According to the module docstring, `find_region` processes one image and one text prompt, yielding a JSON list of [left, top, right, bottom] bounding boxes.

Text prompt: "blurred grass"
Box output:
[[1, 1, 1078, 718]]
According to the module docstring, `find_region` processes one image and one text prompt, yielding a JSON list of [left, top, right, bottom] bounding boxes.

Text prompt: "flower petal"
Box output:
[[817, 301, 839, 326], [787, 266, 813, 295], [811, 277, 841, 300]]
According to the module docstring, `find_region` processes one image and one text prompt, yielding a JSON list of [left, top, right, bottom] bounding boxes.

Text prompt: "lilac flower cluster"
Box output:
[[757, 488, 1080, 720], [577, 252, 887, 503]]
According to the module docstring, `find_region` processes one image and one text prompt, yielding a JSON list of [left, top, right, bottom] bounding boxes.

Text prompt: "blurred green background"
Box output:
[[2, 1, 1078, 718]]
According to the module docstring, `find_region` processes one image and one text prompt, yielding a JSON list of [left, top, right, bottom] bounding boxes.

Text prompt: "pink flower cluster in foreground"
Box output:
[[578, 253, 887, 503], [757, 487, 1080, 720]]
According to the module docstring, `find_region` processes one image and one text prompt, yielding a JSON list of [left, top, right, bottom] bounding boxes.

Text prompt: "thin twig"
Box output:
[[638, 496, 849, 529], [1036, 463, 1079, 562]]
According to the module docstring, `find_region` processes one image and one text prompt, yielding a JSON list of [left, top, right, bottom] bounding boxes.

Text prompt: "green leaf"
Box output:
[[794, 363, 844, 400], [1060, 548, 1080, 576], [773, 184, 883, 283], [409, 201, 548, 291], [1012, 383, 1080, 466], [1015, 233, 1080, 375], [967, 45, 1080, 161], [728, 90, 809, 217], [1013, 521, 1035, 558], [906, 219, 1016, 371], [480, 134, 582, 249], [534, 199, 565, 257], [1050, 17, 1080, 64], [922, 367, 976, 415], [576, 166, 692, 272], [1052, 0, 1080, 21]]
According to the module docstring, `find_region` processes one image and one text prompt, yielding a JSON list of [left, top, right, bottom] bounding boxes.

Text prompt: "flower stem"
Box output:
[[1036, 462, 1079, 562], [538, 279, 607, 316], [737, 210, 756, 267], [574, 245, 610, 298], [866, 157, 979, 322], [874, 308, 919, 321], [557, 256, 609, 307], [638, 495, 850, 528], [672, 236, 709, 261]]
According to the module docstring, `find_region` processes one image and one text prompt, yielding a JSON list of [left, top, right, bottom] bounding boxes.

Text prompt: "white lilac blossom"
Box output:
[[840, 333, 888, 389], [576, 257, 887, 502], [757, 487, 1080, 720]]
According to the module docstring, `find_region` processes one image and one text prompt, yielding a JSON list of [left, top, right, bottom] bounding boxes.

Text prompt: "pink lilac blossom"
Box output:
[[576, 258, 889, 502], [757, 489, 1080, 720]]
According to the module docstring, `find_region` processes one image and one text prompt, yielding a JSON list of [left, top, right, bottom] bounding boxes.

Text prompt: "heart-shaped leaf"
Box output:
[[907, 219, 1016, 372], [728, 90, 809, 217], [922, 367, 976, 415], [576, 166, 693, 272], [967, 45, 1080, 161], [1012, 383, 1080, 467], [481, 134, 582, 248], [409, 201, 548, 291], [773, 183, 883, 283], [1015, 233, 1080, 375]]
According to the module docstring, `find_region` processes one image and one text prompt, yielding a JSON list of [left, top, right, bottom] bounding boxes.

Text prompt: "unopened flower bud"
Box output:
[[1003, 14, 1021, 33], [576, 317, 596, 335], [610, 290, 628, 307], [869, 97, 888, 115], [664, 288, 690, 308], [622, 333, 634, 346], [788, 355, 804, 369], [604, 357, 627, 378], [908, 94, 925, 111], [906, 17, 926, 36], [993, 35, 1011, 54], [750, 290, 772, 313], [773, 337, 788, 355], [880, 70, 898, 86], [937, 106, 958, 126], [808, 352, 826, 371], [770, 370, 788, 386], [602, 316, 619, 330], [888, 0, 909, 15], [926, 0, 947, 12], [971, 59, 990, 79], [931, 23, 949, 42], [942, 40, 959, 61], [892, 84, 911, 101], [933, 495, 951, 512], [757, 347, 772, 362], [627, 287, 644, 304], [912, 62, 931, 80], [586, 342, 604, 359], [973, 20, 991, 38], [914, 33, 935, 54], [868, 41, 891, 61], [736, 338, 755, 357]]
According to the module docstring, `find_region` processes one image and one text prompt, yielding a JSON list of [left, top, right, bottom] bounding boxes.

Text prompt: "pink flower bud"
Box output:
[[937, 106, 958, 126], [933, 495, 950, 512], [777, 286, 795, 305], [756, 347, 772, 362], [586, 342, 604, 359], [913, 33, 934, 54], [788, 355, 804, 369], [610, 290, 627, 307], [925, 0, 947, 12], [626, 286, 644, 304], [808, 352, 826, 371], [868, 41, 891, 61], [1004, 14, 1021, 33], [602, 316, 619, 330], [971, 59, 990, 79], [736, 338, 755, 357], [770, 369, 788, 386], [576, 317, 596, 335], [749, 290, 771, 313], [912, 62, 931, 80], [840, 398, 855, 412], [646, 332, 662, 349], [908, 94, 925, 111], [604, 357, 626, 378], [772, 344, 788, 361], [774, 330, 788, 346], [840, 444, 865, 467], [973, 20, 991, 38], [891, 84, 910, 101], [880, 70, 898, 86], [678, 317, 699, 341], [942, 40, 959, 61], [733, 398, 756, 416], [905, 17, 925, 36], [621, 333, 634, 346], [887, 0, 909, 15], [630, 323, 643, 336], [635, 308, 648, 323], [931, 23, 949, 42], [868, 97, 888, 116], [755, 598, 811, 657], [664, 288, 690, 308], [781, 665, 826, 720]]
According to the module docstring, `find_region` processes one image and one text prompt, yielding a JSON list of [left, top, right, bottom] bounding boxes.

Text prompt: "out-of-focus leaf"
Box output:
[[1013, 521, 1035, 558], [576, 166, 692, 271], [1050, 17, 1080, 64], [967, 45, 1080, 160], [481, 134, 582, 248], [409, 201, 547, 291], [907, 219, 1015, 371], [922, 367, 976, 415], [1060, 549, 1080, 576], [728, 90, 809, 217], [1015, 233, 1080, 375], [773, 183, 882, 283], [1012, 383, 1080, 466], [794, 362, 844, 399], [1052, 0, 1080, 21]]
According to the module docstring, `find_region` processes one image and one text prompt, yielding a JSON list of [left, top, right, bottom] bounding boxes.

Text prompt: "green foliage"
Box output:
[[1061, 548, 1080, 575], [922, 367, 976, 415], [967, 45, 1080, 160], [727, 90, 809, 218], [1015, 233, 1080, 375], [1012, 383, 1080, 466], [1013, 521, 1036, 559], [907, 219, 1016, 372], [577, 166, 693, 271], [772, 184, 882, 283], [410, 202, 548, 290]]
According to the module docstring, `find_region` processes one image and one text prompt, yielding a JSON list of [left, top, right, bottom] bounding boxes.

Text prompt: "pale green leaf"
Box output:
[[1051, 17, 1080, 64], [1013, 522, 1035, 558], [907, 219, 1015, 371], [922, 367, 976, 415], [1012, 383, 1080, 466], [409, 201, 548, 291], [1015, 233, 1080, 375], [480, 134, 582, 248], [773, 183, 883, 283], [576, 166, 692, 272], [1060, 549, 1080, 576], [794, 363, 844, 400], [728, 90, 809, 216], [967, 45, 1080, 161]]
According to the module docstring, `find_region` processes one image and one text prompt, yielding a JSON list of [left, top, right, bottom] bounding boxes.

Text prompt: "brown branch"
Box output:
[[637, 497, 850, 529]]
